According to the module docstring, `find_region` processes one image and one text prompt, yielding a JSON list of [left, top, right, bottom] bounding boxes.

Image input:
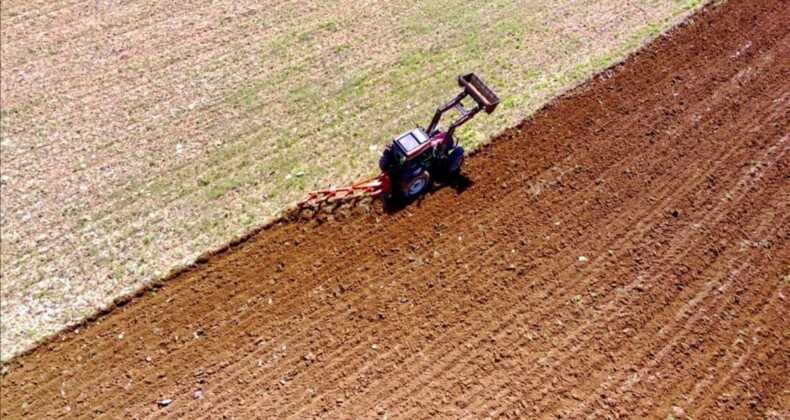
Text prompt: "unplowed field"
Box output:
[[2, 0, 788, 418]]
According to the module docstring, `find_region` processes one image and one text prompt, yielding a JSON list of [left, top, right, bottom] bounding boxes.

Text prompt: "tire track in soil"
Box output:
[[2, 0, 789, 418], [507, 59, 790, 418], [556, 171, 787, 418], [691, 264, 790, 418]]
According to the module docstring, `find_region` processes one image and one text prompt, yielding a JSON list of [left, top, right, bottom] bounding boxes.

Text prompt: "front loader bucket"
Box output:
[[458, 73, 500, 114]]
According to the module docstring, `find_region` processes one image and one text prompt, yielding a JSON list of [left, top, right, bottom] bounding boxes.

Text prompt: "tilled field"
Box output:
[[2, 0, 789, 418]]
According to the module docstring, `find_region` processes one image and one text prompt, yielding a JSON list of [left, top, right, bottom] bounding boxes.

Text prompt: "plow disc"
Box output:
[[298, 174, 391, 208]]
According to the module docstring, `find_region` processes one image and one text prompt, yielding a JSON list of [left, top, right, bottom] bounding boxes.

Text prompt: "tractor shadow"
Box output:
[[383, 173, 474, 214]]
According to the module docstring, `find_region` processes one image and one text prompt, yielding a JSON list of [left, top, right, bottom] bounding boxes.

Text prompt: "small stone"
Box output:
[[194, 390, 203, 399], [369, 144, 378, 151], [671, 405, 685, 418], [578, 256, 589, 262], [157, 399, 172, 407], [145, 357, 152, 363], [371, 344, 378, 350]]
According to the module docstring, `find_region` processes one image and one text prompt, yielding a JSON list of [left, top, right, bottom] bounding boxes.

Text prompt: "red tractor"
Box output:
[[299, 73, 499, 207]]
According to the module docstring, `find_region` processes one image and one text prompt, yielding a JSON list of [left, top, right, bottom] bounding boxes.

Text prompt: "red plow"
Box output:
[[298, 73, 499, 209], [297, 174, 391, 208]]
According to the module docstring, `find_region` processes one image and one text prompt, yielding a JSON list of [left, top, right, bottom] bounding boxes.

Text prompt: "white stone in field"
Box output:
[[176, 144, 183, 155], [578, 256, 589, 262], [369, 144, 378, 151]]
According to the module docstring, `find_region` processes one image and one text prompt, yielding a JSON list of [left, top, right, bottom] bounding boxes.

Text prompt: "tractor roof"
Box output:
[[394, 128, 429, 154]]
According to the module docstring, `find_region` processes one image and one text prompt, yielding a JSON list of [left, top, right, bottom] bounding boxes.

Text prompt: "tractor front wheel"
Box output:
[[401, 170, 430, 199], [446, 146, 465, 176]]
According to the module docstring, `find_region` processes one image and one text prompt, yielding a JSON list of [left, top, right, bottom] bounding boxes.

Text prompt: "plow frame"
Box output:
[[297, 174, 391, 208]]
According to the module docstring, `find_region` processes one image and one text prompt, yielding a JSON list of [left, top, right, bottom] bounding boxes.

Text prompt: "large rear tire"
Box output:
[[379, 142, 395, 172], [401, 170, 430, 199]]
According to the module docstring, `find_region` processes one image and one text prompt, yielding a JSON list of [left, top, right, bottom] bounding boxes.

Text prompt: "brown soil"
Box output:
[[2, 0, 788, 418]]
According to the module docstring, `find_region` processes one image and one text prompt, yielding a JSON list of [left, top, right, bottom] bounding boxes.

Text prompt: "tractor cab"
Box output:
[[393, 127, 432, 161], [380, 127, 439, 180]]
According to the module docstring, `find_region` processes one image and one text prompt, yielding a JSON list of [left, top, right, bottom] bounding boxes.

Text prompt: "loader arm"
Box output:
[[426, 73, 500, 142]]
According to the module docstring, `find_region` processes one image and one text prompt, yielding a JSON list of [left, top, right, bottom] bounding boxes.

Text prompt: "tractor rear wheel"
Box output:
[[401, 170, 430, 199], [379, 142, 395, 172]]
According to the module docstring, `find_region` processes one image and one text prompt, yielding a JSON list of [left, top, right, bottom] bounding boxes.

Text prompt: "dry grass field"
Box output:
[[0, 0, 704, 359]]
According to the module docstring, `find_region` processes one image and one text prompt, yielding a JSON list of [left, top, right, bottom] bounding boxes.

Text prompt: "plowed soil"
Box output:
[[2, 0, 789, 418]]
